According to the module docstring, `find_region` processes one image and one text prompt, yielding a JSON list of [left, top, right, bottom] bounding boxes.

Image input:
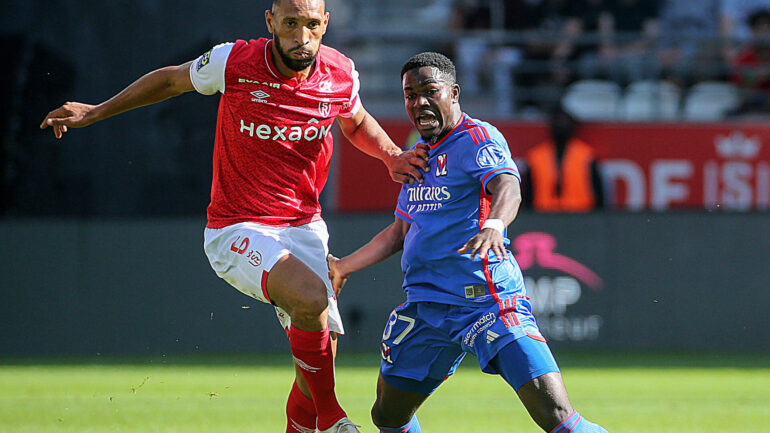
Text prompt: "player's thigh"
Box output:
[[470, 295, 558, 390], [372, 372, 430, 428], [203, 224, 291, 304], [379, 302, 466, 395], [486, 336, 572, 429], [267, 253, 328, 313], [282, 220, 332, 286], [272, 221, 345, 334]]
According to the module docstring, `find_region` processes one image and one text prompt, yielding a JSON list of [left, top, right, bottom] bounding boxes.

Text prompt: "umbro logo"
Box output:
[[292, 356, 321, 373], [250, 90, 270, 103]]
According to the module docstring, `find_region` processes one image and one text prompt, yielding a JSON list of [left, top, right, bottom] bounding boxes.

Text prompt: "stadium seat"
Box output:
[[561, 79, 621, 120], [620, 80, 681, 121], [682, 81, 740, 121]]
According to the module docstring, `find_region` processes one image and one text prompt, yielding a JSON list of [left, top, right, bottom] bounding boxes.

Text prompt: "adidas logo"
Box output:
[[486, 330, 499, 344]]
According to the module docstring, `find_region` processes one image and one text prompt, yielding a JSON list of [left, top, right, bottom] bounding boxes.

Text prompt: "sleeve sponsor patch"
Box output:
[[475, 143, 506, 168], [196, 50, 212, 71]]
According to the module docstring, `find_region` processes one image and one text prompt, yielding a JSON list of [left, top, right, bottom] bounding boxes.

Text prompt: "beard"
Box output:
[[274, 37, 316, 71]]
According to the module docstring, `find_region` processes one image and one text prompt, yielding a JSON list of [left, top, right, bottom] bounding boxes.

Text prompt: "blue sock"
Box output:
[[551, 412, 608, 433], [377, 415, 422, 433]]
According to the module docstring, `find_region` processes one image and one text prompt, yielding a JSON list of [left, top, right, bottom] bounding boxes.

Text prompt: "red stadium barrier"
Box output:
[[335, 121, 770, 211]]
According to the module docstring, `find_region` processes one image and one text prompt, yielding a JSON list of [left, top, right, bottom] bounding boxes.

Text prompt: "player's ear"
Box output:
[[322, 12, 330, 35], [265, 10, 275, 33], [452, 83, 460, 103]]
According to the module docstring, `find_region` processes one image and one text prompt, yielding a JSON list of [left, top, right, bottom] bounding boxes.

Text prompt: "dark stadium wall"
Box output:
[[0, 213, 768, 356]]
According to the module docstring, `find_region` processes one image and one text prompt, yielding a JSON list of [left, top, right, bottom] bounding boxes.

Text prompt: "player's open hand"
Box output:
[[40, 102, 98, 139], [326, 254, 349, 296], [387, 142, 430, 184], [457, 229, 508, 261]]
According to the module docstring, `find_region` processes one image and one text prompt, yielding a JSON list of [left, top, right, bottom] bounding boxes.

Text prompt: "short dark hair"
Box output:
[[401, 52, 456, 84]]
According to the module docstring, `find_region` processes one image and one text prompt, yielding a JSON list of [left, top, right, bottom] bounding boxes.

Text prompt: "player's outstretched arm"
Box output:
[[40, 61, 195, 139], [458, 173, 521, 260], [337, 107, 429, 184], [327, 217, 410, 295]]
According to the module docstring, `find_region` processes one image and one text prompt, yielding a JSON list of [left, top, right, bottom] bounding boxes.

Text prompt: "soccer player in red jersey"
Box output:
[[40, 1, 428, 432]]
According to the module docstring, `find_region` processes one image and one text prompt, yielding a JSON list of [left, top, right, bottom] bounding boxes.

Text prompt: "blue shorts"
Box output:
[[379, 297, 559, 395]]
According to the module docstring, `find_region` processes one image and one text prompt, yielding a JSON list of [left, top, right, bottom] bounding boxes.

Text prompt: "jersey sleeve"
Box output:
[[394, 185, 412, 223], [460, 135, 520, 193], [337, 59, 361, 118], [189, 42, 234, 95]]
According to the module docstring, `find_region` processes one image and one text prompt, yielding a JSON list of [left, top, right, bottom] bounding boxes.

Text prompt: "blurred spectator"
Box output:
[[720, 0, 770, 63], [526, 0, 577, 87], [730, 9, 770, 115], [553, 0, 613, 83], [451, 0, 493, 96], [521, 106, 604, 212], [579, 0, 660, 84], [507, 0, 590, 110], [657, 0, 722, 84], [451, 0, 541, 113], [721, 0, 770, 42]]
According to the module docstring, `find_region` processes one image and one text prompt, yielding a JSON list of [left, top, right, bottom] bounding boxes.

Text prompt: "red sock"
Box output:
[[286, 381, 317, 433], [289, 326, 346, 430]]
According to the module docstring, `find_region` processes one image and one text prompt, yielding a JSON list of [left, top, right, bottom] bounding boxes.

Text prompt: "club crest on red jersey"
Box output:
[[318, 101, 331, 117]]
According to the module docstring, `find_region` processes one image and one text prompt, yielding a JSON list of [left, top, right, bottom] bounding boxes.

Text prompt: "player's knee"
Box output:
[[290, 278, 328, 320], [518, 373, 574, 430], [370, 400, 410, 429], [370, 401, 388, 427]]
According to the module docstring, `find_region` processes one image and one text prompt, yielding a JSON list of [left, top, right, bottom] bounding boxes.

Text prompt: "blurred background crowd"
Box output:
[[2, 0, 770, 216], [332, 0, 770, 120]]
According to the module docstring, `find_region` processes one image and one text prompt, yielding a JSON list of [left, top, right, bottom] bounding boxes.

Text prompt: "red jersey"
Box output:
[[190, 38, 361, 228]]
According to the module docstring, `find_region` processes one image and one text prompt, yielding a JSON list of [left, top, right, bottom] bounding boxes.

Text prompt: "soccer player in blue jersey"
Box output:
[[328, 52, 608, 433]]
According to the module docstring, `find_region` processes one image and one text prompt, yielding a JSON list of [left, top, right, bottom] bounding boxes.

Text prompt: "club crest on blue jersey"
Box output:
[[476, 143, 506, 168], [436, 153, 448, 177], [196, 50, 211, 71]]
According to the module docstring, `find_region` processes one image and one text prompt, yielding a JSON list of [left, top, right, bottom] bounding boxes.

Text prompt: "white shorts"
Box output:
[[203, 220, 344, 334]]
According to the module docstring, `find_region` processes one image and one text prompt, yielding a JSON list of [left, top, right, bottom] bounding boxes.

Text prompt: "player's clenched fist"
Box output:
[[40, 101, 98, 139], [386, 142, 430, 185], [326, 254, 349, 296]]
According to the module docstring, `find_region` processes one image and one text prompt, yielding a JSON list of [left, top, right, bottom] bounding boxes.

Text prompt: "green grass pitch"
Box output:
[[1, 351, 767, 432]]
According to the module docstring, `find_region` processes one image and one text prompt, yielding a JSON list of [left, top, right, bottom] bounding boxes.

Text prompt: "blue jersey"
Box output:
[[395, 114, 525, 306]]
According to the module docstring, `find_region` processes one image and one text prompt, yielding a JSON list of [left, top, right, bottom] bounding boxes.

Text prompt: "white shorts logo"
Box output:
[[476, 143, 506, 168]]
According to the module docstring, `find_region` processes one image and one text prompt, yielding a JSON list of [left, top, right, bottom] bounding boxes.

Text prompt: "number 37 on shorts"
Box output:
[[380, 307, 415, 364]]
